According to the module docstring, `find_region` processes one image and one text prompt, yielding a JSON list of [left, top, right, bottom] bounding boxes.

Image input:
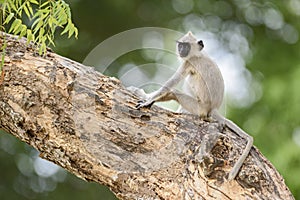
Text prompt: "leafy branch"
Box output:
[[0, 0, 78, 72]]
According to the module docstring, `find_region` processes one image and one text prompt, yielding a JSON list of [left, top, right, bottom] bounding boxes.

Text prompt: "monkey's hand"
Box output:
[[136, 98, 155, 109], [126, 86, 157, 109], [126, 86, 154, 109], [136, 92, 158, 109]]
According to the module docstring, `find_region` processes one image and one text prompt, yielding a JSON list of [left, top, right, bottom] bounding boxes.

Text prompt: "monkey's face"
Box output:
[[177, 42, 191, 57]]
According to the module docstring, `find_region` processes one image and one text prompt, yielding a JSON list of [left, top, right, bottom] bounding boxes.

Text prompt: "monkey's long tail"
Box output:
[[211, 111, 253, 180]]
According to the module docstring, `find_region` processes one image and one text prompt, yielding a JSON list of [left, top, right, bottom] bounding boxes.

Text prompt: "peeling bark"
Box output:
[[0, 32, 295, 200]]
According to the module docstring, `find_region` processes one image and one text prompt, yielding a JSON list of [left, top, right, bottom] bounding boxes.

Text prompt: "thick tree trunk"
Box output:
[[0, 32, 294, 200]]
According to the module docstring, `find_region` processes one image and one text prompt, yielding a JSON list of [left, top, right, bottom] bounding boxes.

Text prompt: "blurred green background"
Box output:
[[1, 0, 300, 199]]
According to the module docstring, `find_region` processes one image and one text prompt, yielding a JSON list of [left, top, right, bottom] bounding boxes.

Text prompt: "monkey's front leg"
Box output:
[[135, 66, 187, 109], [136, 88, 176, 109]]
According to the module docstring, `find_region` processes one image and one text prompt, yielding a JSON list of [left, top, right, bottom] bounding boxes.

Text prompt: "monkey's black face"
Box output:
[[177, 42, 191, 57]]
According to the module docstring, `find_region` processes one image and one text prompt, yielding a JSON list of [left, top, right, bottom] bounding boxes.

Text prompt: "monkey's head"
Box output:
[[176, 31, 204, 59]]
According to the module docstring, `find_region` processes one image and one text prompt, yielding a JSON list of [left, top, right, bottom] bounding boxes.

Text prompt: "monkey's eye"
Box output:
[[177, 42, 191, 57]]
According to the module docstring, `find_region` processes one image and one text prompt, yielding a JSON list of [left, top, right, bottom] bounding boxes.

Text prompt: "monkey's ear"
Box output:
[[198, 40, 204, 49]]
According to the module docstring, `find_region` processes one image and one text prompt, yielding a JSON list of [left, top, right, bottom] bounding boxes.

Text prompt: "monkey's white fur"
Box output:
[[136, 31, 253, 180]]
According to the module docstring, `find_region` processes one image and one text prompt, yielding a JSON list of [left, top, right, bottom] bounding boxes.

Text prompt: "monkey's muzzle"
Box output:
[[177, 42, 191, 57]]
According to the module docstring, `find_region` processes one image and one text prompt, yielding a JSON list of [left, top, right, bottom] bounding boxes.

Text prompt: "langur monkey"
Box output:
[[136, 31, 253, 180]]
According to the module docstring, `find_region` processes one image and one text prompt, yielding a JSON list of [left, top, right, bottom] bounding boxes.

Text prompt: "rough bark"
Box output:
[[0, 32, 294, 200]]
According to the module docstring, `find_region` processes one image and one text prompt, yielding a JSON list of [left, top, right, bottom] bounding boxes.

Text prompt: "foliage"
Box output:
[[0, 0, 78, 55]]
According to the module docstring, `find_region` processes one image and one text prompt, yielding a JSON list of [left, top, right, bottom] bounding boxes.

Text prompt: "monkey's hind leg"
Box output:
[[211, 111, 253, 181]]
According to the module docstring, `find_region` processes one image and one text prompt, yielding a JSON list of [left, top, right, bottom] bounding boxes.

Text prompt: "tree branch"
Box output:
[[0, 32, 294, 200]]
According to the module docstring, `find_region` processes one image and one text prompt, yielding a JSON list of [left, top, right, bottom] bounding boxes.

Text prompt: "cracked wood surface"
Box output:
[[0, 32, 295, 200]]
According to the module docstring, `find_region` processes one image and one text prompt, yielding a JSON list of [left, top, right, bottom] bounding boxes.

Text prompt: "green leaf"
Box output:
[[39, 28, 45, 38], [74, 27, 78, 38], [15, 23, 24, 35], [3, 13, 14, 24], [58, 7, 68, 24], [26, 29, 34, 43], [40, 1, 49, 8], [68, 28, 74, 38], [17, 0, 22, 7], [67, 21, 78, 38], [27, 2, 34, 16], [19, 25, 27, 37], [23, 4, 31, 18], [1, 54, 4, 71], [8, 19, 22, 33], [39, 42, 46, 55], [2, 2, 11, 13], [33, 20, 43, 35], [8, 1, 17, 12], [48, 17, 53, 27], [47, 35, 55, 46], [60, 21, 71, 35], [31, 17, 40, 28], [29, 0, 39, 5], [0, 41, 7, 72]]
